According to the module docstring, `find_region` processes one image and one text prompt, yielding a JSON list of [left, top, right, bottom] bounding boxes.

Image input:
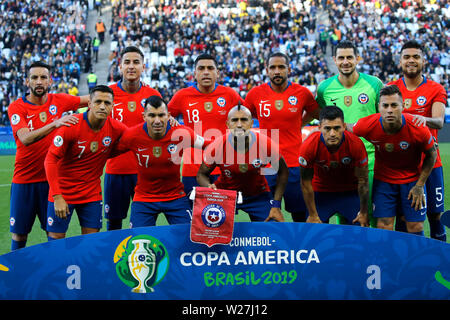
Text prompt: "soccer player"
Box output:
[[244, 52, 319, 222], [44, 85, 127, 240], [104, 46, 162, 231], [299, 106, 369, 226], [8, 61, 89, 251], [115, 95, 207, 227], [350, 85, 437, 235], [316, 40, 383, 227], [388, 40, 448, 241], [197, 105, 288, 222], [168, 53, 244, 197]]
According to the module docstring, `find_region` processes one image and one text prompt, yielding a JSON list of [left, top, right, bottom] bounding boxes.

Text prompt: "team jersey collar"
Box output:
[[22, 93, 50, 106], [379, 114, 405, 131], [320, 131, 345, 153], [193, 82, 218, 93], [143, 121, 171, 139], [401, 75, 427, 89], [268, 81, 291, 92], [118, 80, 142, 93]]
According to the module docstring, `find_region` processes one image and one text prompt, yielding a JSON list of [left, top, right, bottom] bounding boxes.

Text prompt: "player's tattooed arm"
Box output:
[[197, 162, 217, 190]]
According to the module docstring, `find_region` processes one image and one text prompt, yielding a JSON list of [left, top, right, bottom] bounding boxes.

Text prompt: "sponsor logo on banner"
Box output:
[[114, 235, 169, 293]]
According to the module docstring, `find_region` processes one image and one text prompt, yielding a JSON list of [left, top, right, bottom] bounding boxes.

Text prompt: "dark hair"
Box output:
[[319, 105, 344, 123], [267, 51, 290, 65], [194, 53, 217, 68], [90, 84, 114, 97], [144, 95, 167, 111], [120, 46, 144, 60], [334, 40, 358, 56], [27, 61, 51, 75], [379, 85, 402, 100], [400, 40, 424, 54], [227, 103, 252, 119]]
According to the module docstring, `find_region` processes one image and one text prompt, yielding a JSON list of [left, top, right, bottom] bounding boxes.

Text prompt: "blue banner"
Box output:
[[0, 127, 16, 155], [0, 222, 449, 300]]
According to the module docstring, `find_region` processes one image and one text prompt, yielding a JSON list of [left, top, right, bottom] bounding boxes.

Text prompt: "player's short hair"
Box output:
[[379, 85, 402, 100], [319, 105, 344, 123], [334, 40, 358, 57], [90, 84, 114, 98], [267, 51, 290, 65], [144, 95, 168, 112], [227, 104, 252, 120], [194, 53, 217, 68], [27, 61, 51, 76], [120, 46, 144, 60], [400, 40, 424, 54]]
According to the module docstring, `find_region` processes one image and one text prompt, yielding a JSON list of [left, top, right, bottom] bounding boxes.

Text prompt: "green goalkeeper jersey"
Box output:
[[315, 72, 383, 161]]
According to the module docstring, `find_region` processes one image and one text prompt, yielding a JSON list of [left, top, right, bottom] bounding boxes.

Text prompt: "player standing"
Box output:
[[350, 85, 437, 235], [299, 106, 369, 226], [8, 61, 89, 250], [388, 40, 447, 241], [45, 85, 127, 240], [104, 46, 162, 230], [316, 40, 383, 226], [168, 53, 244, 197], [244, 52, 319, 222], [116, 95, 207, 227], [197, 105, 288, 222]]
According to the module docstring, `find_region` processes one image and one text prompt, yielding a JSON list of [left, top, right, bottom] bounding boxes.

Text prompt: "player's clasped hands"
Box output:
[[408, 184, 426, 212]]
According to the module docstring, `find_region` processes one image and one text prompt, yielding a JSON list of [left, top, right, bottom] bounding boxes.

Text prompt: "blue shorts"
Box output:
[[237, 192, 273, 222], [10, 182, 49, 234], [182, 174, 219, 197], [47, 201, 103, 233], [373, 179, 427, 222], [103, 173, 137, 220], [425, 166, 445, 214], [314, 191, 361, 225], [130, 196, 192, 227], [265, 167, 306, 214]]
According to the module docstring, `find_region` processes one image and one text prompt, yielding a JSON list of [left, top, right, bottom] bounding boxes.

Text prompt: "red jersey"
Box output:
[[299, 130, 368, 192], [168, 84, 243, 177], [353, 113, 435, 184], [203, 130, 280, 197], [105, 81, 162, 175], [8, 93, 81, 183], [45, 113, 127, 204], [117, 123, 206, 202], [388, 77, 447, 168], [244, 82, 318, 167]]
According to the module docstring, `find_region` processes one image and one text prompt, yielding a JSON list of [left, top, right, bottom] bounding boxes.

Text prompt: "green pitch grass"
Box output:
[[0, 143, 449, 255]]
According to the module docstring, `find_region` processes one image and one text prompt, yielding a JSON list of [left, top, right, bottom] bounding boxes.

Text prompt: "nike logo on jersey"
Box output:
[[113, 103, 122, 107], [78, 141, 87, 144], [189, 102, 198, 106], [138, 148, 148, 152], [330, 98, 338, 102], [26, 115, 35, 119]]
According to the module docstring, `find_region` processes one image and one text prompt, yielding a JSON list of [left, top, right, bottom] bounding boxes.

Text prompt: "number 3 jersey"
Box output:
[[45, 113, 127, 203], [244, 82, 318, 168], [8, 93, 81, 183], [106, 81, 162, 175]]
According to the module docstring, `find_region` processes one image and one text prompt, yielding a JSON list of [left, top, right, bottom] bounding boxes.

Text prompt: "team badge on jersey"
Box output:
[[49, 105, 57, 115], [90, 141, 98, 153], [167, 143, 177, 154], [204, 102, 213, 112], [344, 96, 352, 107], [330, 161, 339, 169], [102, 136, 112, 147], [39, 112, 47, 123], [385, 143, 394, 152], [404, 99, 412, 109], [153, 146, 162, 158], [53, 135, 63, 147], [299, 156, 307, 166], [416, 96, 427, 106], [10, 217, 15, 226], [11, 114, 20, 125], [341, 157, 352, 165], [128, 101, 137, 112], [224, 169, 232, 177], [358, 93, 369, 104], [288, 96, 298, 106], [275, 100, 283, 110], [239, 164, 248, 173], [252, 158, 262, 168], [399, 141, 409, 150], [217, 97, 226, 107], [201, 204, 226, 228]]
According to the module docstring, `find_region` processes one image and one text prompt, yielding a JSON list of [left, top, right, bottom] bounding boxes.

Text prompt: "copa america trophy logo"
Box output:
[[201, 204, 226, 228]]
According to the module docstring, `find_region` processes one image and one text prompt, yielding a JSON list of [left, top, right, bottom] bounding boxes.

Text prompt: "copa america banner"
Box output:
[[191, 187, 237, 247], [0, 222, 449, 300]]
